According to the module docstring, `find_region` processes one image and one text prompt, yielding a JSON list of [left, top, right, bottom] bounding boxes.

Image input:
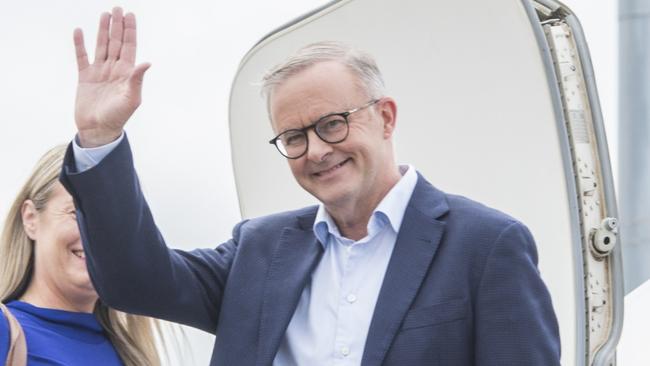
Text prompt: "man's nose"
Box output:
[[306, 129, 333, 162]]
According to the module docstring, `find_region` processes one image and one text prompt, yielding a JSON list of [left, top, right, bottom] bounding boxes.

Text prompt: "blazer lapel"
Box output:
[[361, 175, 449, 366], [256, 212, 323, 366]]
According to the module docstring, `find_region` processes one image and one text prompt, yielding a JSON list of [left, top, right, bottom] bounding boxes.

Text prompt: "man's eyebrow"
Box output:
[[307, 110, 348, 126], [315, 110, 345, 121], [276, 108, 347, 135]]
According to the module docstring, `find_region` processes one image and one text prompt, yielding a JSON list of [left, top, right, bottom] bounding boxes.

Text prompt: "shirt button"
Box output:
[[346, 294, 357, 303], [341, 346, 350, 356]]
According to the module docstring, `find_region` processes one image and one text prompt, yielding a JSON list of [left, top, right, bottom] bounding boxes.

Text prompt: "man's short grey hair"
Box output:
[[261, 41, 386, 104]]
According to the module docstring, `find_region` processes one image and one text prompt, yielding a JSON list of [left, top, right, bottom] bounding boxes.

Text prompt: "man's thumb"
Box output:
[[129, 62, 151, 89]]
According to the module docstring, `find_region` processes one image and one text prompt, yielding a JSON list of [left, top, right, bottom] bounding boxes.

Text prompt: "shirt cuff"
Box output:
[[72, 132, 125, 172]]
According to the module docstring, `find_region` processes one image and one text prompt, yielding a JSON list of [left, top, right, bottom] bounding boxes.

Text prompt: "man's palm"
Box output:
[[74, 8, 149, 147]]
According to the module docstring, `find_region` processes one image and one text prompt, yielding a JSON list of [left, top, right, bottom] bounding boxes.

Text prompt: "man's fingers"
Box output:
[[73, 28, 90, 71], [94, 12, 110, 63], [107, 7, 124, 61], [129, 62, 151, 90], [120, 13, 137, 64]]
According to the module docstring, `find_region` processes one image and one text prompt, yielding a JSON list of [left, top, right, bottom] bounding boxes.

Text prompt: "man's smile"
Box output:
[[313, 158, 351, 178]]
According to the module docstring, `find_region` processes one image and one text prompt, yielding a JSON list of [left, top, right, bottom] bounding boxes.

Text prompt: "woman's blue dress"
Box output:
[[0, 301, 123, 365]]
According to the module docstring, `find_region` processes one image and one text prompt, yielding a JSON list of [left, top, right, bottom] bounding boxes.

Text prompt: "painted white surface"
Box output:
[[0, 0, 625, 365], [618, 279, 650, 365]]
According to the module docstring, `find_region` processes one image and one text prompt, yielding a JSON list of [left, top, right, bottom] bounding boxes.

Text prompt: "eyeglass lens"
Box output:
[[277, 114, 349, 158]]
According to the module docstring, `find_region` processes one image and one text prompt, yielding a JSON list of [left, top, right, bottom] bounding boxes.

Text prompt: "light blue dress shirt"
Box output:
[[72, 135, 418, 366], [273, 165, 417, 366], [72, 133, 125, 172]]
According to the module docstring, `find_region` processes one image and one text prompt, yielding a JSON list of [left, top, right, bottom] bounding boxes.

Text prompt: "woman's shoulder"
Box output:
[[0, 304, 12, 364]]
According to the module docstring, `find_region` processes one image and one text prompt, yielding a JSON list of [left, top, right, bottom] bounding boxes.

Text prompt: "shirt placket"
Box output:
[[332, 237, 366, 366]]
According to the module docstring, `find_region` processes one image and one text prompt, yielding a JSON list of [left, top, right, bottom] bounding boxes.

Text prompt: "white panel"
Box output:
[[618, 279, 650, 365]]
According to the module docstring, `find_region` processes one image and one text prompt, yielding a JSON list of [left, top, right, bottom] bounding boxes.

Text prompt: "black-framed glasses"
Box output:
[[269, 99, 380, 159]]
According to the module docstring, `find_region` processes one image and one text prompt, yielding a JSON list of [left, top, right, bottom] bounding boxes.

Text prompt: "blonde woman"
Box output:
[[0, 145, 162, 366]]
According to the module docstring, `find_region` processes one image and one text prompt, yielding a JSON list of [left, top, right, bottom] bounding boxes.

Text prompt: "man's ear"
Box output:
[[378, 97, 397, 139], [21, 200, 39, 240]]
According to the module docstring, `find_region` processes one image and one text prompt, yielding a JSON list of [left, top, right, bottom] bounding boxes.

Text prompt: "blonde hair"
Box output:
[[0, 144, 162, 366]]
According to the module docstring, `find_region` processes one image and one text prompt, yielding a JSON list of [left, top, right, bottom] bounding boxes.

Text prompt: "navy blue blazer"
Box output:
[[60, 136, 560, 366]]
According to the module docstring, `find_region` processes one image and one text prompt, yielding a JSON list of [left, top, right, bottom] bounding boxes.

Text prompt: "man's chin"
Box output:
[[312, 190, 351, 208], [300, 179, 353, 207]]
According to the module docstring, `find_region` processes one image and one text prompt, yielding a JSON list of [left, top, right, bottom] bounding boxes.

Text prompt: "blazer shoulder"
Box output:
[[411, 174, 525, 239], [235, 205, 319, 236], [440, 192, 535, 255], [444, 193, 522, 229]]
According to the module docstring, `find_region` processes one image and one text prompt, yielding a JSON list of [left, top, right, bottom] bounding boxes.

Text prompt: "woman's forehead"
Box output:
[[47, 183, 74, 208]]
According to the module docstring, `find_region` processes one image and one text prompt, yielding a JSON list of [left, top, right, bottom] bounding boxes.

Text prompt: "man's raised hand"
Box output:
[[74, 7, 150, 147]]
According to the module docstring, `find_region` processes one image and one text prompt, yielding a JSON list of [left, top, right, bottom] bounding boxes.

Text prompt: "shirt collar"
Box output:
[[313, 164, 418, 247]]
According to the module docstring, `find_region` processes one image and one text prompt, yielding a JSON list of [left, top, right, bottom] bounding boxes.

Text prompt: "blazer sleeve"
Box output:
[[59, 135, 239, 334], [474, 221, 561, 366]]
